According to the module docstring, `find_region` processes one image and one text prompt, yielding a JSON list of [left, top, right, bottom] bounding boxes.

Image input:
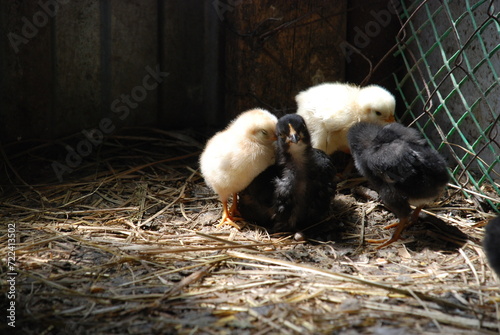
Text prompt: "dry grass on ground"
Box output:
[[1, 129, 499, 334]]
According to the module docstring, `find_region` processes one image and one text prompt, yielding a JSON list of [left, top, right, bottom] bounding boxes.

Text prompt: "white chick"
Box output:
[[296, 82, 396, 155], [200, 108, 278, 229]]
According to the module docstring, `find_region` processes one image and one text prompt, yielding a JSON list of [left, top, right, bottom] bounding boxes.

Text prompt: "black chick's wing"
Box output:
[[304, 148, 337, 226], [484, 216, 500, 277], [403, 141, 449, 199], [310, 148, 337, 206], [364, 146, 412, 216], [238, 164, 281, 228], [365, 133, 416, 185], [367, 123, 448, 199], [273, 165, 300, 232]]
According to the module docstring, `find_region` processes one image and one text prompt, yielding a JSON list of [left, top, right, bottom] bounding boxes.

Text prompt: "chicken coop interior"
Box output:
[[1, 0, 499, 334]]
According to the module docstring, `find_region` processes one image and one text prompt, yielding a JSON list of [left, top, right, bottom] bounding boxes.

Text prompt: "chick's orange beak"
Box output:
[[385, 115, 395, 123]]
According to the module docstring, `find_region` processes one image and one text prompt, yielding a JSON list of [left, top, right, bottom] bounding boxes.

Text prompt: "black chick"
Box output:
[[273, 114, 337, 233], [239, 114, 337, 235], [484, 216, 500, 277], [347, 122, 449, 248]]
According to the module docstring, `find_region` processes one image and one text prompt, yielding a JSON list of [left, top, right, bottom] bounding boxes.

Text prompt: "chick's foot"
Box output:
[[215, 201, 244, 230], [367, 217, 409, 249]]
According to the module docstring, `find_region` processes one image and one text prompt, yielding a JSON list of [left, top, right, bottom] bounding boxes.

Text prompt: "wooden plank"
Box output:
[[1, 1, 54, 141], [54, 0, 102, 137], [201, 0, 224, 127], [224, 0, 347, 119], [159, 0, 211, 129], [0, 1, 12, 142], [109, 0, 158, 128]]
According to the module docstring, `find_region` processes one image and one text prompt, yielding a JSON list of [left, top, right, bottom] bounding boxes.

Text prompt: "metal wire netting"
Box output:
[[394, 0, 500, 212]]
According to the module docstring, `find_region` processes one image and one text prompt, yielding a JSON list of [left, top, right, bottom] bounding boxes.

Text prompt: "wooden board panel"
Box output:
[[54, 0, 102, 136], [1, 1, 346, 141], [224, 0, 347, 119], [158, 0, 212, 129], [1, 1, 54, 141], [110, 0, 158, 128]]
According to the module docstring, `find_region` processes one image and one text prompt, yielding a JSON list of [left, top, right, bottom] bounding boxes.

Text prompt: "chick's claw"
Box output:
[[367, 218, 409, 249], [215, 217, 243, 230], [367, 231, 404, 249], [366, 235, 401, 249], [215, 206, 244, 230]]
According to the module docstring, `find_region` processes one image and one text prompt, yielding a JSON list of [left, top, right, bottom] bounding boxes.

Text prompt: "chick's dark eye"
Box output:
[[375, 111, 382, 116], [261, 130, 268, 135]]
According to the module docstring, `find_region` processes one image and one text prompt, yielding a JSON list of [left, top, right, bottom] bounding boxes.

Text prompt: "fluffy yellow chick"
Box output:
[[296, 82, 396, 155], [200, 108, 278, 229]]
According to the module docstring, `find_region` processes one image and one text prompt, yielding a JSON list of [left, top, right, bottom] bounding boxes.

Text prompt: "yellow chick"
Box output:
[[200, 108, 278, 229], [296, 82, 396, 155]]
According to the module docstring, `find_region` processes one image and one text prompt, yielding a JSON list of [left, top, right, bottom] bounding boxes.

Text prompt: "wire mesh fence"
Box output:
[[394, 0, 499, 212]]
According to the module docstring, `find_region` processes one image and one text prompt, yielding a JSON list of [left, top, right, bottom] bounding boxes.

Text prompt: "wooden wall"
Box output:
[[0, 0, 222, 142], [224, 0, 347, 119], [0, 0, 352, 143]]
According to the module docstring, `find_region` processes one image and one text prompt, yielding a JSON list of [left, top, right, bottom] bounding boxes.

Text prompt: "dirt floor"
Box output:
[[1, 129, 499, 334]]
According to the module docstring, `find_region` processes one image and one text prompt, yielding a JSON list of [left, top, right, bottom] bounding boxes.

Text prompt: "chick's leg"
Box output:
[[229, 193, 241, 218], [215, 196, 242, 230], [383, 205, 423, 229], [410, 205, 423, 224], [366, 217, 409, 249]]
